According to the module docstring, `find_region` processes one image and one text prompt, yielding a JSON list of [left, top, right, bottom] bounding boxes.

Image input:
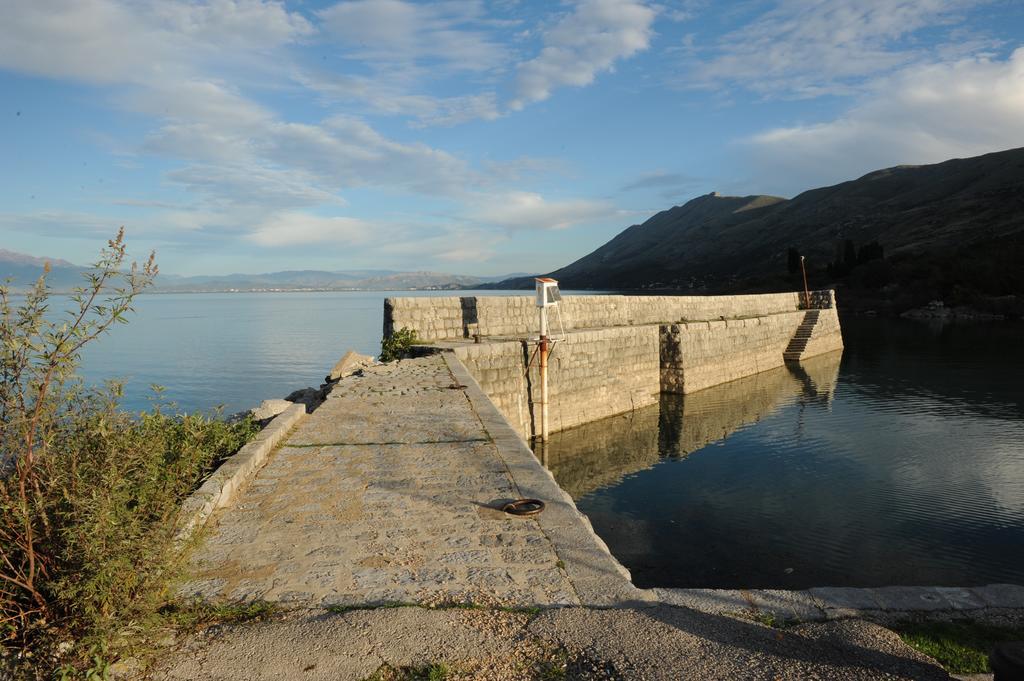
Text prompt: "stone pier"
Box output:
[[166, 289, 1024, 681], [182, 353, 647, 609], [385, 290, 844, 440]]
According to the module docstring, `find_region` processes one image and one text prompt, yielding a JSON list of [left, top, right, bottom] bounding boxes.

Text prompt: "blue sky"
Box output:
[[2, 0, 1023, 277]]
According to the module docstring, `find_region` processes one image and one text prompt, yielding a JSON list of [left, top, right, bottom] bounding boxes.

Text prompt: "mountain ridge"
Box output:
[[0, 252, 521, 292], [490, 147, 1024, 314]]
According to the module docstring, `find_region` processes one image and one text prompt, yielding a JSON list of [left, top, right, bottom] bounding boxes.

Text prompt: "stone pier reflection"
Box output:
[[544, 350, 842, 499]]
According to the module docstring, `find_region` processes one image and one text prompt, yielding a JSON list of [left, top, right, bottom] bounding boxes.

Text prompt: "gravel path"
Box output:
[[150, 605, 951, 680], [182, 356, 580, 607], [164, 355, 956, 679]]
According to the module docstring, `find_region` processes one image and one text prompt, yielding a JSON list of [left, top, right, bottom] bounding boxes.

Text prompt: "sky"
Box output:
[[1, 0, 1023, 277]]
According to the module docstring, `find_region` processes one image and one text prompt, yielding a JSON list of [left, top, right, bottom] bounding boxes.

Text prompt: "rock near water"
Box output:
[[250, 399, 292, 421]]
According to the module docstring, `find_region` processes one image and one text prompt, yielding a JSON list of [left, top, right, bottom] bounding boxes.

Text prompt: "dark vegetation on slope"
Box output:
[[1, 232, 259, 679], [491, 147, 1024, 317]]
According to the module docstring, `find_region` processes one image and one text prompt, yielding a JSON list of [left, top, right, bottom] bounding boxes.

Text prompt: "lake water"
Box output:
[[545, 316, 1024, 589], [75, 290, 529, 414], [73, 293, 1024, 589]]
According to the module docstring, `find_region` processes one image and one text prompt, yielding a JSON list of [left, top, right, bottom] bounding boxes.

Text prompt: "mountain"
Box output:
[[0, 249, 89, 291], [0, 255, 510, 293], [493, 147, 1024, 314], [152, 270, 487, 292]]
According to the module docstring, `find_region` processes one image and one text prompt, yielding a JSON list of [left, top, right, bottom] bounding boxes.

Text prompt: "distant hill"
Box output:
[[0, 249, 89, 291], [492, 147, 1024, 315], [0, 254, 515, 293], [153, 270, 489, 292]]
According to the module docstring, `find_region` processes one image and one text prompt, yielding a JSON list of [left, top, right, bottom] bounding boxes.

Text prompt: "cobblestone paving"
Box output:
[[183, 356, 581, 607]]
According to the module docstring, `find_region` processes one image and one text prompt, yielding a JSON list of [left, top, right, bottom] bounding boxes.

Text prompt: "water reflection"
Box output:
[[544, 322, 1024, 589], [547, 351, 842, 499], [74, 290, 534, 414]]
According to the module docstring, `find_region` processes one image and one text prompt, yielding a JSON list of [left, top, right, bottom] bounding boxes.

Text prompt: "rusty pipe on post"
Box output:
[[538, 299, 550, 443], [800, 255, 811, 309], [539, 334, 549, 443]]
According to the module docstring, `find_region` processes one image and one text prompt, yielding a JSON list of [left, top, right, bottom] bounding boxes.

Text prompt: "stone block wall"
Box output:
[[385, 291, 836, 342], [455, 326, 660, 439], [391, 291, 843, 440], [383, 296, 466, 340], [800, 307, 845, 358], [453, 340, 531, 438], [661, 311, 802, 394], [660, 307, 843, 394]]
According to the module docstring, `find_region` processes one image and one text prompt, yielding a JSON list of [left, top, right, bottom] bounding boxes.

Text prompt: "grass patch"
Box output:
[[734, 609, 799, 629], [499, 605, 542, 617], [379, 327, 418, 362], [326, 602, 544, 618], [535, 648, 570, 680], [893, 619, 1024, 674], [325, 601, 419, 614], [159, 600, 278, 631], [363, 662, 452, 681], [0, 232, 263, 679]]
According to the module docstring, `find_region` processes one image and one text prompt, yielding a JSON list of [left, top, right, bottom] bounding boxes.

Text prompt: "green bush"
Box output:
[[0, 231, 258, 678], [380, 327, 418, 362], [895, 619, 1024, 674]]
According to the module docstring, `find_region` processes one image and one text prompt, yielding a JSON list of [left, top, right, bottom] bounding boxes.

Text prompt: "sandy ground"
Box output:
[[148, 604, 953, 680]]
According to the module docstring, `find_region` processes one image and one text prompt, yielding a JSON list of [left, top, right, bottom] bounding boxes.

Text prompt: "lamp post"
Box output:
[[534, 278, 561, 443], [800, 255, 811, 309]]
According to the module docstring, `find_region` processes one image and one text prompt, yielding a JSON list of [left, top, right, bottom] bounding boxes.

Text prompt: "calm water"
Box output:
[[75, 293, 1024, 588], [75, 290, 529, 414], [545, 316, 1024, 589]]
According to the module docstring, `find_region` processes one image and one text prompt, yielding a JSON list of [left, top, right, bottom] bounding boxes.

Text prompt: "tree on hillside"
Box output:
[[787, 247, 801, 275], [858, 241, 884, 265], [843, 239, 857, 271]]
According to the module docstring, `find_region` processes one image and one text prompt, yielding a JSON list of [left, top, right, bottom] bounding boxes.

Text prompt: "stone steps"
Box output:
[[784, 310, 821, 361]]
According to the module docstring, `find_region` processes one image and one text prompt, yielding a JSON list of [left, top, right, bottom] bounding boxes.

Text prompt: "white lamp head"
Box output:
[[535, 277, 561, 308]]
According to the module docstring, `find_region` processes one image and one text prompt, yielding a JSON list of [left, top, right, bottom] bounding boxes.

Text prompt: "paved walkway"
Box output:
[[183, 354, 642, 608], [163, 354, 968, 680], [152, 605, 952, 680]]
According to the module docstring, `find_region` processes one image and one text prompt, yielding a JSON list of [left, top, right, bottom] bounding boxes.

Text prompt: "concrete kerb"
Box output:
[[442, 350, 655, 609], [654, 584, 1024, 623], [440, 343, 1022, 622], [174, 404, 307, 544]]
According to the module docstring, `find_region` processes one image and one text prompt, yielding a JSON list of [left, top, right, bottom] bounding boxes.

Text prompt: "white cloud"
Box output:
[[317, 0, 508, 72], [246, 213, 506, 266], [0, 0, 638, 273], [688, 0, 995, 97], [0, 0, 312, 85], [467, 192, 612, 230], [620, 170, 707, 199], [0, 210, 128, 239], [376, 227, 505, 263], [744, 48, 1024, 193], [297, 70, 501, 126], [127, 77, 476, 205], [164, 165, 343, 208], [511, 0, 657, 109], [247, 212, 377, 246]]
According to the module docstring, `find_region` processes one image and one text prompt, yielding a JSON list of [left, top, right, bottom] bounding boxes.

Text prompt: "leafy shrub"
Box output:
[[380, 327, 418, 362], [0, 231, 258, 678]]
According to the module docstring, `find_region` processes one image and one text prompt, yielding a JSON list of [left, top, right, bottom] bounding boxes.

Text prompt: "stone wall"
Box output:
[[383, 296, 467, 340], [385, 291, 836, 342], [660, 309, 843, 394], [454, 326, 660, 439], [800, 307, 845, 358], [391, 290, 843, 440]]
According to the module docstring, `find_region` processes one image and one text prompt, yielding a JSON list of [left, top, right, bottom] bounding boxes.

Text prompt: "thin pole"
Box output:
[[539, 306, 549, 443], [800, 255, 810, 309]]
